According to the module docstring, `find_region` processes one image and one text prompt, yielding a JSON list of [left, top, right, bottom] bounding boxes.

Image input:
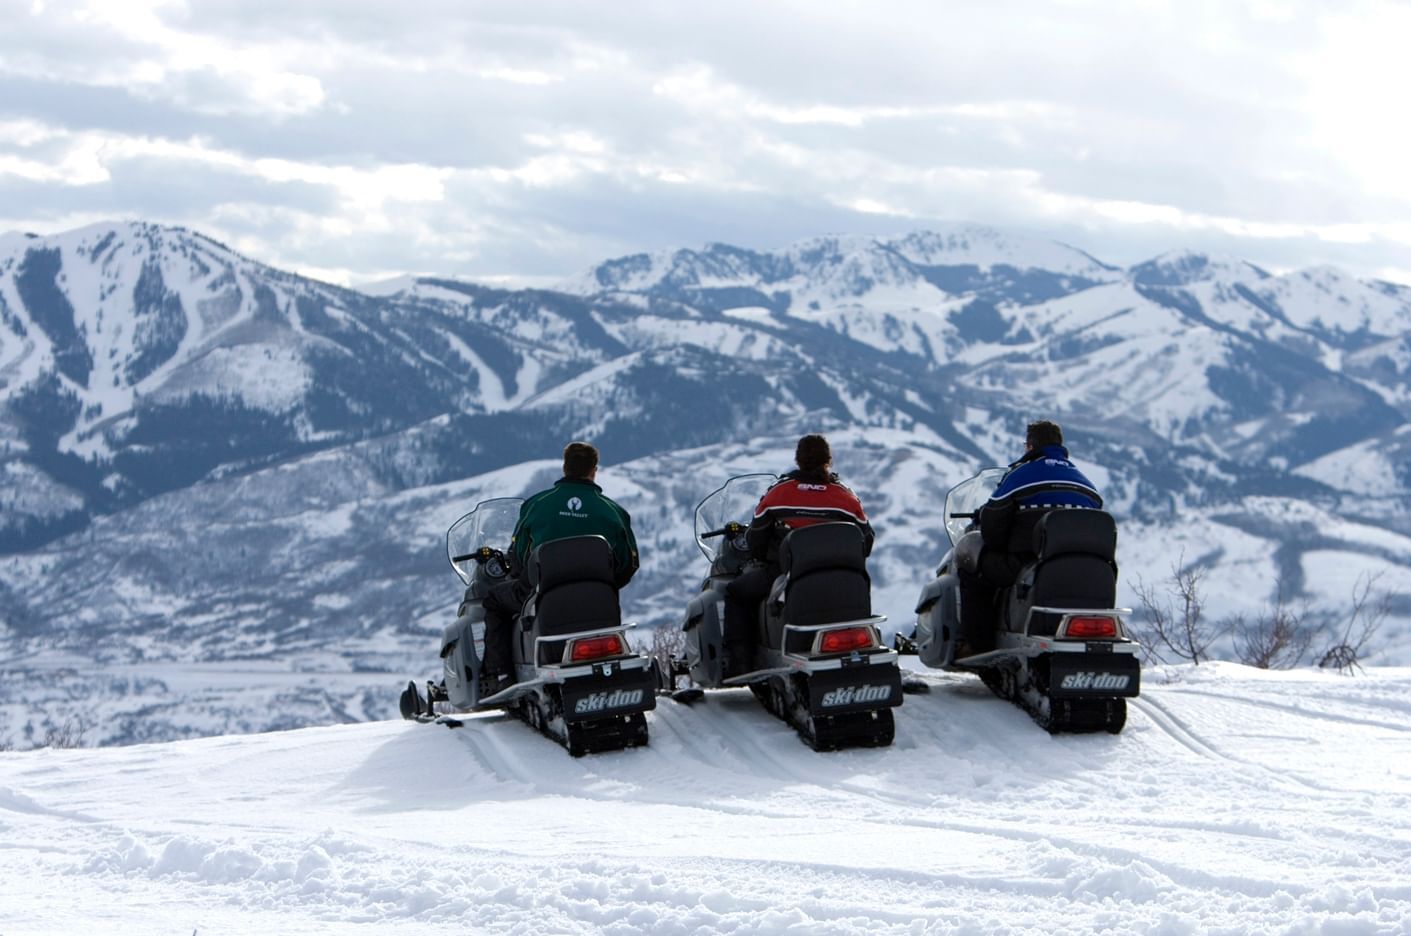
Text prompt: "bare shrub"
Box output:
[[1232, 576, 1313, 670], [647, 624, 689, 690], [39, 716, 89, 750], [1318, 571, 1390, 675], [1132, 554, 1221, 665]]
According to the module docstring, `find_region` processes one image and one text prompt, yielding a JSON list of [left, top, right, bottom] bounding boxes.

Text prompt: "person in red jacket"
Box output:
[[723, 434, 874, 671]]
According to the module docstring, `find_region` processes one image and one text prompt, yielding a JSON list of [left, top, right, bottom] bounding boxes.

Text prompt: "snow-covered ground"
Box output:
[[2, 662, 1408, 935]]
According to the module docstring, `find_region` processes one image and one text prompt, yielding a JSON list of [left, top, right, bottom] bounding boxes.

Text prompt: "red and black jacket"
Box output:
[[745, 469, 875, 562]]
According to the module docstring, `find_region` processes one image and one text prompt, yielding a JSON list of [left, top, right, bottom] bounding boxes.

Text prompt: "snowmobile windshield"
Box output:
[[693, 473, 776, 561], [943, 468, 1007, 546], [446, 497, 524, 585]]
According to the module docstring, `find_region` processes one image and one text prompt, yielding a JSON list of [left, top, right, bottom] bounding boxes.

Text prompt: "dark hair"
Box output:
[[1026, 420, 1063, 449], [563, 441, 599, 479], [795, 434, 831, 472]]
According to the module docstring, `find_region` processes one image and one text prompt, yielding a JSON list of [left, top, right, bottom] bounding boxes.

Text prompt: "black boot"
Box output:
[[481, 669, 514, 699], [957, 580, 996, 660]]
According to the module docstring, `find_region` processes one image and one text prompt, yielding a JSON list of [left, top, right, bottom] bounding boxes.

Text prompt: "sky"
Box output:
[[2, 0, 1409, 288]]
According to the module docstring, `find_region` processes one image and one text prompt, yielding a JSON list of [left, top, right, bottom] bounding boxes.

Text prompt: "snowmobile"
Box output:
[[400, 497, 655, 756], [901, 469, 1140, 733], [664, 474, 902, 750]]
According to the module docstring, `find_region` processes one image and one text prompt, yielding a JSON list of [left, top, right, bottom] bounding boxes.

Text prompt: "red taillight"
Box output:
[[818, 626, 875, 654], [569, 635, 625, 662], [1065, 616, 1118, 639]]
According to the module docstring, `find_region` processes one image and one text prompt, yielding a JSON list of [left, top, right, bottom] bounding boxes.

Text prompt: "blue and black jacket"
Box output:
[[979, 444, 1102, 555]]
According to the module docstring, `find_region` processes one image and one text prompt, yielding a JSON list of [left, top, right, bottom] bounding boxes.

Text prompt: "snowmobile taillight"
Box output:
[[818, 626, 877, 654], [568, 634, 625, 662], [1063, 616, 1119, 639]]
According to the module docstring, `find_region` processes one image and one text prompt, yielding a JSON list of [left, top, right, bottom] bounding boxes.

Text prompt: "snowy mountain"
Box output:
[[2, 662, 1409, 933], [2, 221, 1410, 746]]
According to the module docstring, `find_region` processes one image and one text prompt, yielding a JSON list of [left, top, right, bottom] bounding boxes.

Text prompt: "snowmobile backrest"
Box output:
[[772, 523, 871, 642], [1032, 509, 1116, 562], [528, 536, 621, 645], [1020, 511, 1118, 626], [779, 522, 868, 578], [1025, 556, 1117, 620], [529, 535, 616, 590]]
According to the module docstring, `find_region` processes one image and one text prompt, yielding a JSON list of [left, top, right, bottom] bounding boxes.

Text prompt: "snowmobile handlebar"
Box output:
[[450, 546, 509, 572], [701, 521, 746, 540]]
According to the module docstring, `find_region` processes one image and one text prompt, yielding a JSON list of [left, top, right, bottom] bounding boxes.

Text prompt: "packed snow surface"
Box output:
[[1, 662, 1408, 934]]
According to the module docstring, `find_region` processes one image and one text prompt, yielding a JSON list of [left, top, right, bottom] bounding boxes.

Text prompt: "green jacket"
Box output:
[[510, 478, 639, 587]]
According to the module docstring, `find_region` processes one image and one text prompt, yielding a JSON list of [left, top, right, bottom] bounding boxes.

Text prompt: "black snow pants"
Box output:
[[482, 577, 532, 682], [723, 562, 777, 673], [957, 548, 1029, 651]]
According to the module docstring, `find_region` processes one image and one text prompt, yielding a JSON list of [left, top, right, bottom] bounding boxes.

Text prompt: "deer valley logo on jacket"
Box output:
[[561, 496, 587, 518]]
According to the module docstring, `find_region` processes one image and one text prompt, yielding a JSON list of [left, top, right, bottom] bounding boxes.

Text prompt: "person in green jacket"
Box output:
[[481, 441, 639, 694]]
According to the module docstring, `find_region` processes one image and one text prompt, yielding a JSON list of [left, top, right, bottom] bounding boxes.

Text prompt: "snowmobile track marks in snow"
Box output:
[[1129, 696, 1223, 761], [1130, 696, 1333, 794], [1171, 686, 1411, 735]]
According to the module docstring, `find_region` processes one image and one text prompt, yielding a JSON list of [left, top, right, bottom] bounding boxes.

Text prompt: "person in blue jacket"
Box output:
[[958, 420, 1103, 649]]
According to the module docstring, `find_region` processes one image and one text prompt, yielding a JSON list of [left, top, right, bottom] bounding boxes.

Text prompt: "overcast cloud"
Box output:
[[2, 0, 1409, 286]]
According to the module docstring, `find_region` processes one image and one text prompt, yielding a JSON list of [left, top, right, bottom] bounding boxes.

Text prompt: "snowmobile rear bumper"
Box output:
[[1045, 650, 1141, 698], [547, 660, 656, 756], [559, 658, 658, 722], [749, 649, 903, 750], [510, 657, 657, 756], [801, 655, 904, 714]]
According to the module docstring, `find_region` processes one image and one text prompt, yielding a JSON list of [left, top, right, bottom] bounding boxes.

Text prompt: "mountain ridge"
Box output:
[[2, 219, 1409, 745]]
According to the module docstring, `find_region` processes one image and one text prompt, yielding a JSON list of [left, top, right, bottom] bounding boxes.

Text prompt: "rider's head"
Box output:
[[1025, 420, 1063, 452], [795, 434, 832, 473], [563, 441, 599, 480]]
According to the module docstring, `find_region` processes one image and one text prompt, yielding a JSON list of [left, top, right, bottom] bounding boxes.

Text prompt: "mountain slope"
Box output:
[[2, 221, 1411, 746]]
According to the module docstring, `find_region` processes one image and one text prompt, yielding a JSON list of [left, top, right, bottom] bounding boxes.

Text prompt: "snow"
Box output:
[[557, 226, 1119, 299], [152, 343, 314, 413], [892, 226, 1117, 278], [353, 274, 421, 297], [1136, 250, 1268, 287], [522, 352, 644, 409], [1262, 267, 1411, 337], [721, 306, 780, 328], [1, 663, 1408, 933], [1295, 441, 1405, 499], [0, 460, 84, 520], [604, 314, 789, 361], [441, 330, 520, 411]]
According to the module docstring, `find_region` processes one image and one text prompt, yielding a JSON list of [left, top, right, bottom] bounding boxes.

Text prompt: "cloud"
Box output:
[[4, 2, 324, 118], [0, 0, 1408, 284]]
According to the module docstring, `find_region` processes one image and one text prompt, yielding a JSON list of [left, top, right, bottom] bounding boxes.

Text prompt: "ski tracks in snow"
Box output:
[[1, 668, 1410, 934]]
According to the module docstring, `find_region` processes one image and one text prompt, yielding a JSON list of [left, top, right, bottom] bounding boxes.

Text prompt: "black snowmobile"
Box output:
[[902, 469, 1140, 733], [664, 474, 902, 750], [401, 497, 655, 756]]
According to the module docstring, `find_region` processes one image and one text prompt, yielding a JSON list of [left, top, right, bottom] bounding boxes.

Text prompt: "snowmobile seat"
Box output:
[[766, 523, 871, 652], [1015, 510, 1118, 633], [1032, 507, 1116, 562], [526, 536, 622, 662]]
